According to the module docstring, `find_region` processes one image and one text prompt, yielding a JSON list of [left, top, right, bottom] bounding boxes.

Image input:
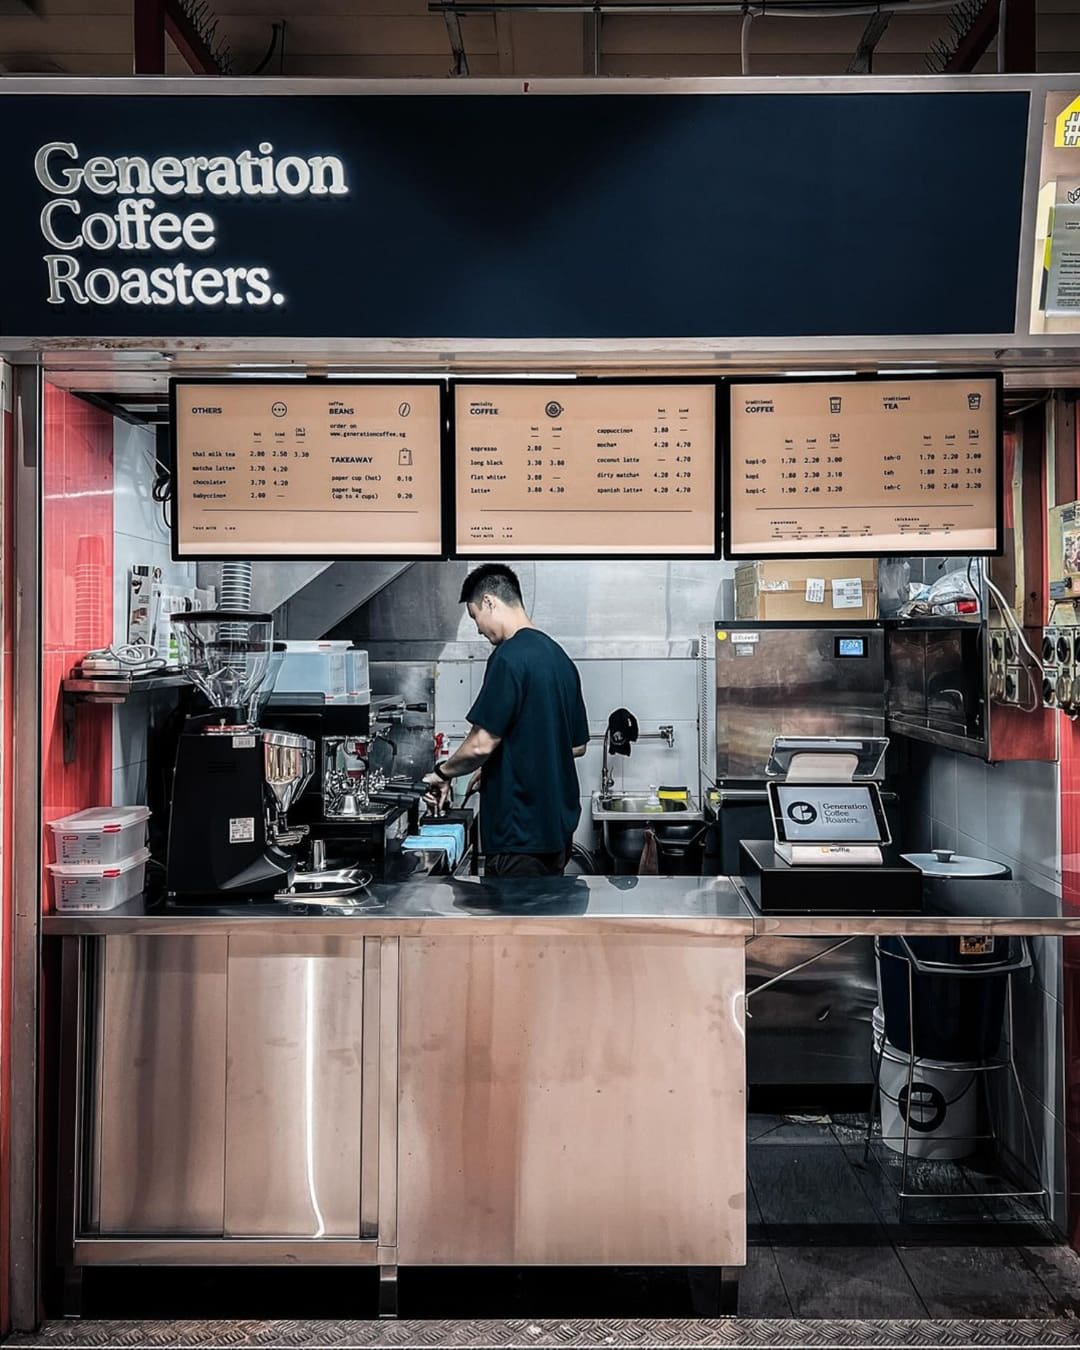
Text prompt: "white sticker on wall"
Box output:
[[805, 577, 826, 604], [760, 580, 790, 592], [831, 578, 864, 609], [730, 631, 760, 643]]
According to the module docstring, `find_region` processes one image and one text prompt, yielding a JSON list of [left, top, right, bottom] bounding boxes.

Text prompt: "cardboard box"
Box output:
[[735, 559, 878, 621]]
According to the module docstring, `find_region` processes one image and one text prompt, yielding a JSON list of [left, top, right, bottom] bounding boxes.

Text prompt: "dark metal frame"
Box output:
[[447, 376, 723, 561], [168, 377, 453, 564], [864, 936, 1048, 1225], [720, 371, 1006, 561], [9, 366, 42, 1332]]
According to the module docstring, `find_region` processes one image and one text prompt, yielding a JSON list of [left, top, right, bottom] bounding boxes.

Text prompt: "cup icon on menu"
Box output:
[[968, 393, 982, 411], [399, 448, 412, 466], [829, 396, 842, 414]]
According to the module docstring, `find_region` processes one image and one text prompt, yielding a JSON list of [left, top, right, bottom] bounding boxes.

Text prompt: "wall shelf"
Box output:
[[62, 674, 189, 763]]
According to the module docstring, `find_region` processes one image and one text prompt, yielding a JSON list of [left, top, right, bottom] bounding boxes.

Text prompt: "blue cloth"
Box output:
[[419, 823, 465, 867], [403, 835, 452, 864]]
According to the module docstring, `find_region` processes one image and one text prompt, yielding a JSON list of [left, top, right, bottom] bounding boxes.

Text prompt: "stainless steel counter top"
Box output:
[[41, 874, 757, 937], [748, 876, 1080, 936], [40, 872, 1080, 937]]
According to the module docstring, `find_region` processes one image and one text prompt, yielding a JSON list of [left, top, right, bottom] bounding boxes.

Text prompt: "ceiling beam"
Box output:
[[133, 0, 166, 74], [132, 0, 224, 76], [164, 0, 223, 74], [941, 0, 997, 70]]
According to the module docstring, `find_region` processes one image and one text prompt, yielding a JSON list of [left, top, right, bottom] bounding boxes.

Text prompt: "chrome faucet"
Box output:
[[601, 729, 615, 797]]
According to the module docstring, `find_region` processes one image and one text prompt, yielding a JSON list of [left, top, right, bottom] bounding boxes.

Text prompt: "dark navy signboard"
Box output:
[[0, 91, 1030, 340]]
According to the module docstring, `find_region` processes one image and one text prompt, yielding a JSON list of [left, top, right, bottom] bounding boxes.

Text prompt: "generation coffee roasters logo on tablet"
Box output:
[[786, 801, 819, 825], [32, 140, 349, 309]]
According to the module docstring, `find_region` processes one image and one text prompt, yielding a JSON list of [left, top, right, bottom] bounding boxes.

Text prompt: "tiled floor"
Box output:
[[53, 1114, 1080, 1325], [742, 1112, 1078, 1319]]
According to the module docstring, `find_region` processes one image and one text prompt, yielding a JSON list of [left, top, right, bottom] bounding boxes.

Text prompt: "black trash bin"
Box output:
[[878, 935, 1018, 1061], [655, 821, 706, 876]]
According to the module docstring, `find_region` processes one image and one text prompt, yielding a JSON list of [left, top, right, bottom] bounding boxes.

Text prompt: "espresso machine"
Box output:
[[262, 690, 417, 878], [166, 611, 319, 903]]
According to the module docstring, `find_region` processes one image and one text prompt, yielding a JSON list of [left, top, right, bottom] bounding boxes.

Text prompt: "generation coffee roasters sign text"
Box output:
[[33, 141, 348, 308]]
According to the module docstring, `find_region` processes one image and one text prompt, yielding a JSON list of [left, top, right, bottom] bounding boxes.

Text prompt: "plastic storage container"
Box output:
[[872, 1007, 976, 1161], [878, 935, 1011, 1061], [274, 642, 371, 703], [48, 848, 150, 912], [47, 806, 151, 865]]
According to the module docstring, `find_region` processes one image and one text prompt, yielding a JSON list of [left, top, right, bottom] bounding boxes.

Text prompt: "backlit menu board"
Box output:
[[453, 383, 717, 556], [172, 381, 444, 559], [726, 376, 1001, 557]]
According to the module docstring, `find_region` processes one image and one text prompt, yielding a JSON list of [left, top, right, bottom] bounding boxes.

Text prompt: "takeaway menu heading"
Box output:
[[33, 140, 349, 309]]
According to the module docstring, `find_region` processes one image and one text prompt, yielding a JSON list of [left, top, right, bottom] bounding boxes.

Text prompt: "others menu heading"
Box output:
[[726, 376, 1000, 557], [172, 381, 444, 559], [453, 383, 717, 556]]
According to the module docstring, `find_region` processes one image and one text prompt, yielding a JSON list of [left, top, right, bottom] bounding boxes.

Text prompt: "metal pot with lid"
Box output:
[[900, 847, 1010, 879]]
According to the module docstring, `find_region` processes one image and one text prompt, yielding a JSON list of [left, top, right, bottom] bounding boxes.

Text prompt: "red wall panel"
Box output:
[[40, 385, 114, 914]]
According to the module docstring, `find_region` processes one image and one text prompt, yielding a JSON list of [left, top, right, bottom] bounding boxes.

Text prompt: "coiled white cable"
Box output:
[[81, 642, 167, 674]]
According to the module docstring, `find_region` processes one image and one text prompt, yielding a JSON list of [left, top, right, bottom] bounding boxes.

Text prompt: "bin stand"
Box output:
[[863, 936, 1049, 1225]]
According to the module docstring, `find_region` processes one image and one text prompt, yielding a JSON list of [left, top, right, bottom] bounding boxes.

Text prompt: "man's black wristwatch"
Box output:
[[433, 761, 452, 783]]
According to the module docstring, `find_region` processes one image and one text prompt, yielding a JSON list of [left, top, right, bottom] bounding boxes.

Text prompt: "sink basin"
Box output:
[[590, 791, 705, 870], [591, 792, 703, 824], [601, 795, 688, 814]]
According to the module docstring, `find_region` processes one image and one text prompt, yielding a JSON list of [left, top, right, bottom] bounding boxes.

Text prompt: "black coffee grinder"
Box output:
[[166, 611, 317, 903]]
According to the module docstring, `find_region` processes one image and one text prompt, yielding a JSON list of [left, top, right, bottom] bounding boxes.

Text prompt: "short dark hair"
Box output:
[[459, 564, 523, 608]]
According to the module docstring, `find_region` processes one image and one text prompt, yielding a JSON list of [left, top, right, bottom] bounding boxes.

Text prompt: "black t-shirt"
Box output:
[[467, 628, 589, 855]]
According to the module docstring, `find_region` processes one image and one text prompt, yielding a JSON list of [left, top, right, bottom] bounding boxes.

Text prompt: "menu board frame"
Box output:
[[169, 377, 451, 562], [721, 371, 1005, 561], [448, 376, 723, 561]]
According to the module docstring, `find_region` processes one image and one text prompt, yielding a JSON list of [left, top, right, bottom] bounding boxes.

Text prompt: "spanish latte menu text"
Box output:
[[173, 383, 443, 557], [454, 384, 716, 556], [727, 377, 999, 556]]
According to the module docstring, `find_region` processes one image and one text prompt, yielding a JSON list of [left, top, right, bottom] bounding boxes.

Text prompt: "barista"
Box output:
[[422, 564, 589, 877]]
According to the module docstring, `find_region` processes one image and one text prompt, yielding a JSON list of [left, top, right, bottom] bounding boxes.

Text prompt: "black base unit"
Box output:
[[739, 840, 923, 915]]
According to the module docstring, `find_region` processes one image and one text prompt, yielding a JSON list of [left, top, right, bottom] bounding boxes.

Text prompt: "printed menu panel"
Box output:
[[453, 383, 717, 556], [727, 377, 999, 556], [173, 382, 443, 558], [1030, 91, 1080, 335]]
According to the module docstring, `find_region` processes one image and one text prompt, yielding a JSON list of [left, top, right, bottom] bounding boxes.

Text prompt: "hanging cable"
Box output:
[[740, 8, 753, 71], [249, 21, 281, 76]]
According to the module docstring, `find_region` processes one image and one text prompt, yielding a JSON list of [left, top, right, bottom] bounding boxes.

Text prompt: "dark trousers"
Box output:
[[485, 841, 572, 878]]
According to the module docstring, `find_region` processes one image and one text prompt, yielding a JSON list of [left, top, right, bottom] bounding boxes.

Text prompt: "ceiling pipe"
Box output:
[[442, 5, 471, 74], [847, 8, 892, 70]]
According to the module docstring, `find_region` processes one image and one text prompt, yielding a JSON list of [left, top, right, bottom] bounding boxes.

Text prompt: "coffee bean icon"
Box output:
[[398, 402, 411, 418]]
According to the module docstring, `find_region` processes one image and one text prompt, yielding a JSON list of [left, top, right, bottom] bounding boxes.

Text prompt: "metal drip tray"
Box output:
[[276, 867, 372, 901], [326, 807, 398, 824]]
